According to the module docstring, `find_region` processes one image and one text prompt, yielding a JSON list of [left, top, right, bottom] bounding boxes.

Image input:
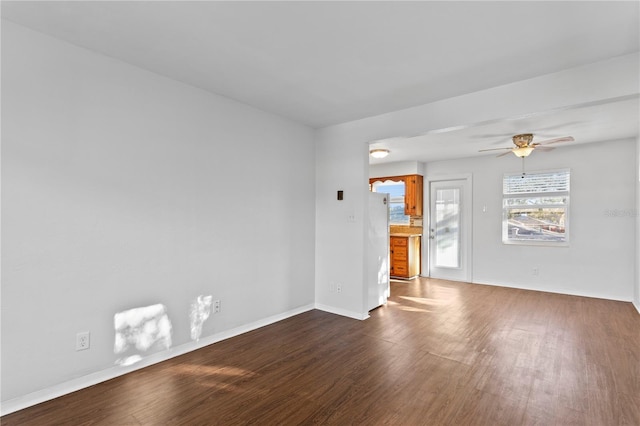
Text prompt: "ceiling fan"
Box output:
[[479, 133, 575, 158]]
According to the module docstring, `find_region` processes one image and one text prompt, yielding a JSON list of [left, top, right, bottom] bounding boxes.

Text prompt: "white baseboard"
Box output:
[[471, 279, 633, 303], [314, 303, 369, 320], [633, 300, 640, 315], [0, 303, 315, 416]]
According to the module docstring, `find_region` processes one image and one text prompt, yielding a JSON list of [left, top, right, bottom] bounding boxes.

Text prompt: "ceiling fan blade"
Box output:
[[478, 147, 512, 152], [496, 150, 513, 158], [536, 136, 574, 145], [535, 146, 555, 152]]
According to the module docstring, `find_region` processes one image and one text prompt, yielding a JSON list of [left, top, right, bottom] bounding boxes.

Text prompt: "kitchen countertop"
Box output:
[[390, 233, 422, 237]]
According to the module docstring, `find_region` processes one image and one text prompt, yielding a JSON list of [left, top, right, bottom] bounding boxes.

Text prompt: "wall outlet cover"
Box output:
[[76, 331, 90, 351]]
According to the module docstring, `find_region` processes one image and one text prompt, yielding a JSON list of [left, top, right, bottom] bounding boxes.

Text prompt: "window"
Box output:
[[372, 180, 410, 225], [502, 169, 570, 245]]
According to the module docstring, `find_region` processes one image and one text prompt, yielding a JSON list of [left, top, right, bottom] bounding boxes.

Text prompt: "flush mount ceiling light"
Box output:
[[369, 149, 390, 159]]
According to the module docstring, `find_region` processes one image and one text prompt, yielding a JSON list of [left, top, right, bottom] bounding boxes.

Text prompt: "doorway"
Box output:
[[426, 176, 472, 282]]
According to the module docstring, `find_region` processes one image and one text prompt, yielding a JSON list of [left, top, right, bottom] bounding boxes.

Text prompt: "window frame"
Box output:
[[502, 168, 570, 247]]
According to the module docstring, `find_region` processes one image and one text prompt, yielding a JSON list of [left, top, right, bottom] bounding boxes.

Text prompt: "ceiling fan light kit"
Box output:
[[512, 146, 534, 158]]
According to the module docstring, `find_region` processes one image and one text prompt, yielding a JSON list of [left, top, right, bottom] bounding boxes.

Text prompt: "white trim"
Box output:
[[471, 279, 634, 303], [0, 303, 315, 416], [634, 301, 640, 315], [315, 303, 369, 320]]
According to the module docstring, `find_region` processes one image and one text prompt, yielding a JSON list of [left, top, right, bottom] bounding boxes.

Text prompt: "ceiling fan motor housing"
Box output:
[[513, 133, 534, 147]]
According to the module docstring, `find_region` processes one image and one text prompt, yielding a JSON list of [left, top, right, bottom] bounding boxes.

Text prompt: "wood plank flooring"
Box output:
[[3, 278, 639, 425]]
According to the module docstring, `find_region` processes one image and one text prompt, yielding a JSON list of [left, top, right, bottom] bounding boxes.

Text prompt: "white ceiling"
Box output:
[[369, 96, 640, 164], [2, 1, 639, 163]]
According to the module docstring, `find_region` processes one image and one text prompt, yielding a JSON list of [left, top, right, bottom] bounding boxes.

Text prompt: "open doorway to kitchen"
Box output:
[[370, 174, 424, 280]]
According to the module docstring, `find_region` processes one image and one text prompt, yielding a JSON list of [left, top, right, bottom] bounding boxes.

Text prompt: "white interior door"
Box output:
[[428, 178, 471, 282]]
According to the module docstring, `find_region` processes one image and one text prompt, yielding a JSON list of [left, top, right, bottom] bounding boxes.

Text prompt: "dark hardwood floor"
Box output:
[[3, 278, 639, 425]]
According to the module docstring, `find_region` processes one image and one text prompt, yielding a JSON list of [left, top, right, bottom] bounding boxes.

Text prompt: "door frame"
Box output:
[[421, 173, 473, 282]]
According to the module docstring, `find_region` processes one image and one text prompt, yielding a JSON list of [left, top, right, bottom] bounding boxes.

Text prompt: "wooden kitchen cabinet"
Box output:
[[404, 175, 423, 216], [369, 174, 423, 216], [390, 235, 421, 279]]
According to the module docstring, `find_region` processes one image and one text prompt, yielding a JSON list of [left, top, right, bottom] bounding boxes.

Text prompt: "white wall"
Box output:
[[1, 21, 316, 407], [633, 136, 640, 313], [315, 53, 639, 318], [314, 127, 369, 319], [426, 139, 636, 301], [369, 161, 424, 178]]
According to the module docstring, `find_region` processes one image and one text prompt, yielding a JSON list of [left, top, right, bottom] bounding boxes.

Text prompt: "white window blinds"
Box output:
[[503, 169, 570, 195]]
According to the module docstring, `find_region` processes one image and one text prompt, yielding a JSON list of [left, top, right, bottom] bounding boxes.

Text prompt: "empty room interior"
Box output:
[[1, 2, 639, 425]]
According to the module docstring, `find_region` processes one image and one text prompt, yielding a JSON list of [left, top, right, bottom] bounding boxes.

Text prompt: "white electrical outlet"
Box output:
[[214, 300, 221, 313], [532, 268, 540, 276], [336, 283, 342, 293], [76, 331, 90, 351]]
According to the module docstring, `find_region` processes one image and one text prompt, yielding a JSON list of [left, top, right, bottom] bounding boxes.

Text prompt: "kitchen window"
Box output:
[[502, 169, 570, 245], [372, 180, 410, 225]]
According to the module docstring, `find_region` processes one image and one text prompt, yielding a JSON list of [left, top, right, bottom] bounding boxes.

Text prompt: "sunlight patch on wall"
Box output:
[[114, 304, 173, 366], [190, 295, 213, 341]]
